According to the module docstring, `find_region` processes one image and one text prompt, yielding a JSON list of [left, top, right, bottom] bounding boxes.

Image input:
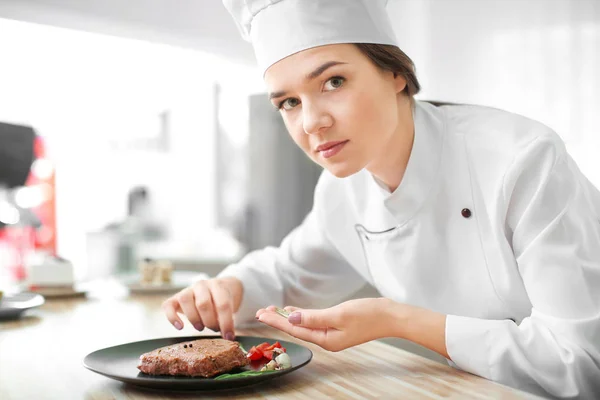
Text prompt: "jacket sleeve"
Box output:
[[445, 135, 600, 399], [217, 174, 367, 326]]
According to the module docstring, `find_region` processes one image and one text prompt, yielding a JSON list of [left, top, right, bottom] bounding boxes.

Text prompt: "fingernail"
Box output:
[[288, 312, 301, 324], [225, 332, 235, 341], [174, 321, 183, 330], [194, 323, 204, 331]]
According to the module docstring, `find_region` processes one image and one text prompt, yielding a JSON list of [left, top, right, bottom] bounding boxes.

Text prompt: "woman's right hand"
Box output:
[[162, 276, 244, 341]]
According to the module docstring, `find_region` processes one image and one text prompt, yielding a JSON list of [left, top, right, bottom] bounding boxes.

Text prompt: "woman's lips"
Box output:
[[317, 140, 349, 159]]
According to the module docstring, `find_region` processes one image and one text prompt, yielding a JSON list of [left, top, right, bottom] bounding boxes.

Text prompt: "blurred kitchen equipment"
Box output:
[[138, 258, 173, 285], [26, 254, 74, 287], [0, 122, 35, 231], [0, 122, 37, 285], [216, 93, 322, 252], [124, 269, 209, 295], [0, 122, 58, 287], [0, 122, 35, 191], [85, 185, 172, 281]]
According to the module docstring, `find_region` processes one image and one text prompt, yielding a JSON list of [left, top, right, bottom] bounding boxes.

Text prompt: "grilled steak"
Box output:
[[137, 338, 249, 378]]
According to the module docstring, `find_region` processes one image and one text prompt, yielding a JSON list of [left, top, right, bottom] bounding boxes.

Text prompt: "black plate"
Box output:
[[0, 292, 44, 320], [83, 335, 312, 390]]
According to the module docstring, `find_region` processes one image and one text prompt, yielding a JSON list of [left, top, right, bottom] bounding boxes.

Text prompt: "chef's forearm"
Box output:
[[383, 299, 450, 359]]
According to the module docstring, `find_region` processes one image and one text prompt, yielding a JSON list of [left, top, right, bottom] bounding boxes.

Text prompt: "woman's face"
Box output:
[[264, 44, 407, 178]]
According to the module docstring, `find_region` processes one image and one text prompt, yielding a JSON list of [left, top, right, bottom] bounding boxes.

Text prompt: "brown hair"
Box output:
[[354, 43, 421, 98]]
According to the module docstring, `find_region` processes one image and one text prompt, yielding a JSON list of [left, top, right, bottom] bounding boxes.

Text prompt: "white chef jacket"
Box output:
[[218, 100, 600, 399]]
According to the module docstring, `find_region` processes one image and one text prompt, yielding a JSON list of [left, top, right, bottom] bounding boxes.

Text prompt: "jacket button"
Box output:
[[461, 208, 472, 218]]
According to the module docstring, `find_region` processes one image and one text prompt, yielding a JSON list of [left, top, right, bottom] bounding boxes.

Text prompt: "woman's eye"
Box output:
[[280, 98, 300, 110], [324, 76, 345, 91]]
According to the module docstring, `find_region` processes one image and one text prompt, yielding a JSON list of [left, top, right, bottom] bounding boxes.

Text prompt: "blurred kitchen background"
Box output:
[[0, 0, 599, 292]]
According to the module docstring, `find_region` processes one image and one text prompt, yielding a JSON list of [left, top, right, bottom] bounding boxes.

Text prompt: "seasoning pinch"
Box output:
[[274, 307, 290, 319]]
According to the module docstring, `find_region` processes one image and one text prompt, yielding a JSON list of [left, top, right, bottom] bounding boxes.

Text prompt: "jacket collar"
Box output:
[[364, 101, 446, 228]]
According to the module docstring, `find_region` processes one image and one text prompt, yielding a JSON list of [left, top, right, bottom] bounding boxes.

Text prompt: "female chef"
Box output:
[[162, 0, 600, 397]]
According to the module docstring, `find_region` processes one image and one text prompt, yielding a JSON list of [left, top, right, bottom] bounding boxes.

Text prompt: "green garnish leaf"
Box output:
[[214, 370, 279, 380]]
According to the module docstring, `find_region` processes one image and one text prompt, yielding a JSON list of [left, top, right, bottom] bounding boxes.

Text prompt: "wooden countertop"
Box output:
[[0, 283, 539, 399]]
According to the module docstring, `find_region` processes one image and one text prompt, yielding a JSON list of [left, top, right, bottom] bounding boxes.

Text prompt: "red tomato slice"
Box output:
[[264, 341, 282, 351], [256, 342, 271, 351], [248, 341, 286, 361], [247, 346, 263, 360]]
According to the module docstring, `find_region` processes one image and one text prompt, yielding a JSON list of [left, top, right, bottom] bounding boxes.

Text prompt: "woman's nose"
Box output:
[[302, 102, 333, 135]]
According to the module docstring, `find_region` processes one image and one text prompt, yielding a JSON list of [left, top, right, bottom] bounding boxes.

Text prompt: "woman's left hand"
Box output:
[[255, 298, 396, 352]]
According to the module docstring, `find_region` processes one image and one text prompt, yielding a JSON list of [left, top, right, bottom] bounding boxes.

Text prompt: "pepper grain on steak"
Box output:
[[137, 338, 249, 377]]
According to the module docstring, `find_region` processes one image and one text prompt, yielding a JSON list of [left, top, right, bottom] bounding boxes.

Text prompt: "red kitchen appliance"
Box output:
[[0, 122, 57, 282]]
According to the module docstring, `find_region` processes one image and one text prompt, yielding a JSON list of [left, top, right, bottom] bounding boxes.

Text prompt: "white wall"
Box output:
[[0, 18, 263, 276], [389, 0, 600, 186], [0, 0, 255, 65]]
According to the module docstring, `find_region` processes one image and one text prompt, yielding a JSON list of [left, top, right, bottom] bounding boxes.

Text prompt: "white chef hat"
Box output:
[[222, 0, 398, 75]]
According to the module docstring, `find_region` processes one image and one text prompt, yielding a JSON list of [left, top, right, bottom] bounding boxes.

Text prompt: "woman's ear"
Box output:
[[393, 73, 407, 94]]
